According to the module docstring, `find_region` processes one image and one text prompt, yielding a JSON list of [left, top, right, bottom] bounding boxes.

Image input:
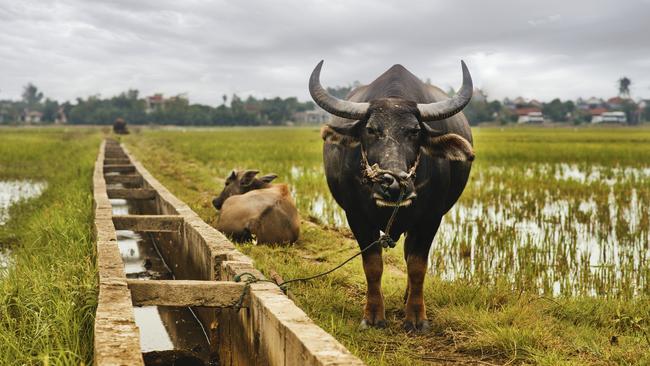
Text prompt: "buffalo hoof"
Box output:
[[359, 319, 387, 330], [403, 319, 431, 334]]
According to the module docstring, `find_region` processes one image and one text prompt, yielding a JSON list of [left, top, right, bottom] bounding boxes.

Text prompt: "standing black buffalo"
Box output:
[[309, 60, 475, 332]]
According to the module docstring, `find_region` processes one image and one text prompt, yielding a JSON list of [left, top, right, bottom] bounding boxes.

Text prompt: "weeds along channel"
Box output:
[[0, 128, 101, 365], [125, 126, 650, 365]]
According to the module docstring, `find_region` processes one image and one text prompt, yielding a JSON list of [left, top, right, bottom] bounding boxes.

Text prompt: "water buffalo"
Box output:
[[113, 118, 129, 135], [309, 60, 474, 332], [212, 170, 300, 244]]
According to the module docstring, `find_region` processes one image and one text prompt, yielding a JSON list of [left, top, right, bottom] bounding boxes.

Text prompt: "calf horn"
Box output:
[[309, 60, 369, 120], [417, 60, 473, 121]]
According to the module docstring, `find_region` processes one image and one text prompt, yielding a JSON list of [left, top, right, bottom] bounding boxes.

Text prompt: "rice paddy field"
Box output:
[[0, 128, 101, 365], [1, 126, 649, 365], [124, 126, 650, 365]]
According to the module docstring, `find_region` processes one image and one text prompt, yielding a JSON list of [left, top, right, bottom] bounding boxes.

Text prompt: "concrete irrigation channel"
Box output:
[[93, 139, 364, 366]]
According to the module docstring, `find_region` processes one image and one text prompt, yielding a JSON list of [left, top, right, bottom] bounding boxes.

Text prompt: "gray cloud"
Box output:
[[0, 0, 649, 105]]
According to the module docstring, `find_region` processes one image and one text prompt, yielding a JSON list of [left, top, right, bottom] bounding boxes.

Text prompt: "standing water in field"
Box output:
[[288, 163, 650, 298], [433, 163, 650, 297], [0, 180, 47, 225], [0, 180, 47, 274]]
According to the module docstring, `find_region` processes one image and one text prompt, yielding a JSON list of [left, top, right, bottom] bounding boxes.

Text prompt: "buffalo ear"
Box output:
[[422, 133, 475, 161], [240, 170, 259, 186], [320, 120, 365, 147], [327, 120, 365, 136], [259, 174, 277, 184], [227, 169, 237, 180]]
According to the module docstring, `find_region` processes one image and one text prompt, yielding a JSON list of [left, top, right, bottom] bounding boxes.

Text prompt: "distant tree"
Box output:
[[463, 99, 492, 125], [573, 109, 592, 124], [621, 99, 639, 125], [222, 94, 227, 105], [326, 86, 352, 99], [563, 100, 575, 113], [22, 83, 44, 107], [618, 77, 631, 97], [42, 98, 59, 122], [326, 81, 360, 99], [488, 100, 502, 113], [542, 98, 570, 122]]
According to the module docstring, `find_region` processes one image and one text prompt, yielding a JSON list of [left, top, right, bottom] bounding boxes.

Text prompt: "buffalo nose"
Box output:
[[397, 171, 409, 180], [212, 198, 222, 210], [380, 173, 401, 200]]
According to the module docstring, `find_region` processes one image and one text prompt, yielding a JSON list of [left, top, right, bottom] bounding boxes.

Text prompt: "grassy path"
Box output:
[[126, 127, 650, 365], [0, 128, 101, 365]]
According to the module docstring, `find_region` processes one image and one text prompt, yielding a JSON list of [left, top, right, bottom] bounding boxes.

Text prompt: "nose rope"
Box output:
[[360, 146, 420, 187]]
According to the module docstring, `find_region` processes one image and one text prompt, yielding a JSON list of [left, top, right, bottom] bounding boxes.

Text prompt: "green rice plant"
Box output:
[[125, 126, 650, 364], [0, 128, 101, 365]]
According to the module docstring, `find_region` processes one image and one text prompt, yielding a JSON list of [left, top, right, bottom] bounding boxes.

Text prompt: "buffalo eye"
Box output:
[[366, 126, 380, 136], [407, 128, 420, 136]]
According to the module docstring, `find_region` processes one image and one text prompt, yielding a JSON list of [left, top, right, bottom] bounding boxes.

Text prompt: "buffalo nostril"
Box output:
[[381, 173, 396, 187]]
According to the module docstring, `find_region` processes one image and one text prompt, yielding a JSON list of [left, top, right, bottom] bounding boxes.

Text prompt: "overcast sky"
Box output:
[[1, 0, 649, 105]]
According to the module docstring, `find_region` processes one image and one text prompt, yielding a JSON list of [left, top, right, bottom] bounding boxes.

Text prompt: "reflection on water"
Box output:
[[110, 198, 211, 361], [0, 180, 47, 275], [0, 248, 11, 275], [117, 230, 171, 279], [291, 163, 650, 297], [134, 306, 175, 352], [0, 180, 47, 225]]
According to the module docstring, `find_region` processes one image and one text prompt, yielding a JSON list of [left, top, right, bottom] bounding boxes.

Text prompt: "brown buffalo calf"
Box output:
[[212, 170, 300, 244]]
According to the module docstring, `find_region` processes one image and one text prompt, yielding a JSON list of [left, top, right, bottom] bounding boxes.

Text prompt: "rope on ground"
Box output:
[[233, 190, 405, 311]]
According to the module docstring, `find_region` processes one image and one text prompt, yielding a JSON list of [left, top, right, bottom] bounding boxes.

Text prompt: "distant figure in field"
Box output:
[[113, 118, 129, 135], [212, 170, 300, 244]]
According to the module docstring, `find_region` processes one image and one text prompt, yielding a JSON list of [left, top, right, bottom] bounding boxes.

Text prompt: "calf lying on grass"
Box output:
[[212, 170, 300, 244]]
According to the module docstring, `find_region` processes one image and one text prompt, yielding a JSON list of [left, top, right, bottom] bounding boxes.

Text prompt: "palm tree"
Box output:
[[618, 77, 631, 97]]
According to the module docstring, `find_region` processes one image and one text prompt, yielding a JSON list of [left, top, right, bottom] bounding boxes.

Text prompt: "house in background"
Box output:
[[592, 111, 627, 124], [145, 93, 189, 113], [292, 106, 330, 124], [606, 96, 628, 110], [55, 106, 67, 124], [516, 107, 545, 124], [145, 94, 165, 113], [0, 102, 12, 123], [577, 97, 605, 111], [21, 110, 43, 124], [529, 99, 543, 108]]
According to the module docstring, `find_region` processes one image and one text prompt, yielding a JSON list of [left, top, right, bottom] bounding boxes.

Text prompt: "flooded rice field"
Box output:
[[0, 248, 10, 273], [292, 162, 650, 298], [0, 180, 47, 225], [0, 180, 47, 274], [127, 128, 650, 299]]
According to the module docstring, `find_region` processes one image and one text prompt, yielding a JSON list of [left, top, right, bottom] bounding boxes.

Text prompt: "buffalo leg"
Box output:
[[347, 213, 383, 328], [403, 217, 440, 332]]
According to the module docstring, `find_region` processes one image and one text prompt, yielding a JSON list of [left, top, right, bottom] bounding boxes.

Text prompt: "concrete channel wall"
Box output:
[[93, 140, 145, 365], [93, 139, 364, 366]]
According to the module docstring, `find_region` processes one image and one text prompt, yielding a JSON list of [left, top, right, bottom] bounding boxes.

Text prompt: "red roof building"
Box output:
[[515, 107, 541, 116]]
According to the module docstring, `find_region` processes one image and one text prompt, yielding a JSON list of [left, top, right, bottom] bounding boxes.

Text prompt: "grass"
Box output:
[[0, 128, 101, 365], [125, 126, 650, 365]]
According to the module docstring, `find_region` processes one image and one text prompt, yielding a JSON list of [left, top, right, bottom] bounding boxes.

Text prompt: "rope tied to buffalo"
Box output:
[[360, 145, 420, 187], [233, 190, 406, 311]]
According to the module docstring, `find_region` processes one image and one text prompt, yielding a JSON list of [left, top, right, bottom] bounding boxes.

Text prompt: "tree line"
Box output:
[[0, 84, 315, 126], [2, 78, 648, 126]]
